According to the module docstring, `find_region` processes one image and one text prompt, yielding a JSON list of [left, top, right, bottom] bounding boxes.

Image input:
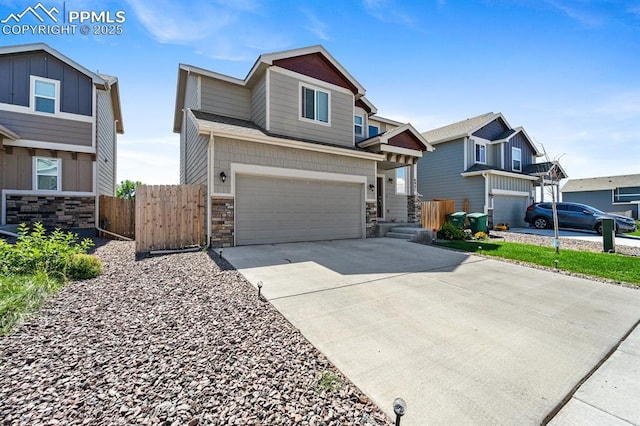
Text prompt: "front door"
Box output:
[[376, 176, 384, 219]]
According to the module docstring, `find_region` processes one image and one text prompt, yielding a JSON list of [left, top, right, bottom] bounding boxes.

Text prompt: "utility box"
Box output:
[[447, 212, 466, 228], [602, 218, 615, 253], [467, 213, 488, 234]]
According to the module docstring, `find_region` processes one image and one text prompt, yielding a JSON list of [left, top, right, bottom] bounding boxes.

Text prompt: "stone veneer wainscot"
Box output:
[[5, 195, 95, 229]]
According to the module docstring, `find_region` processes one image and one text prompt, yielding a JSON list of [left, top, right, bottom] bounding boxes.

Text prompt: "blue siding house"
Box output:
[[417, 112, 567, 228], [562, 174, 640, 219]]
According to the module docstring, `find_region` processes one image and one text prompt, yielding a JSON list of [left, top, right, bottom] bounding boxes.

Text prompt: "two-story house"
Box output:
[[417, 112, 566, 228], [0, 43, 123, 236], [174, 45, 432, 247], [562, 174, 640, 219]]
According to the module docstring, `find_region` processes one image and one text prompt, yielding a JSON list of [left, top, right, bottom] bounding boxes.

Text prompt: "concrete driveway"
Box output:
[[223, 238, 640, 425]]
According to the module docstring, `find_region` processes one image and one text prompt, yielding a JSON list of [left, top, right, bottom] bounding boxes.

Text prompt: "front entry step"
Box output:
[[385, 227, 434, 241]]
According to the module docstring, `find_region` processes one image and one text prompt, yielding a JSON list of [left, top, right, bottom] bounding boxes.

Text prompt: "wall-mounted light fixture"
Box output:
[[388, 177, 394, 184], [369, 184, 375, 192], [220, 171, 227, 183]]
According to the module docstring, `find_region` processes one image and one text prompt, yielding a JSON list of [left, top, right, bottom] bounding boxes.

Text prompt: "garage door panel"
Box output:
[[236, 175, 363, 245], [493, 195, 529, 228]]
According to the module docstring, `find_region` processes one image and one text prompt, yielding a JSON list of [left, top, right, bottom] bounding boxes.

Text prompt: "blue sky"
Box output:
[[1, 0, 639, 185]]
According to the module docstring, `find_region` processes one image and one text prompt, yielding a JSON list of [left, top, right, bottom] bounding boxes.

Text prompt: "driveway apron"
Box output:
[[224, 238, 640, 425]]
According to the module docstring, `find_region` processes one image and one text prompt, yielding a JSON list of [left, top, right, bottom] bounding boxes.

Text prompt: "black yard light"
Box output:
[[257, 281, 263, 299], [219, 249, 223, 259], [393, 397, 407, 426]]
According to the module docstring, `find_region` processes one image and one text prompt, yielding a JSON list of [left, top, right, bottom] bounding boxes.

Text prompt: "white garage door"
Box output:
[[493, 195, 529, 228], [235, 175, 363, 245]]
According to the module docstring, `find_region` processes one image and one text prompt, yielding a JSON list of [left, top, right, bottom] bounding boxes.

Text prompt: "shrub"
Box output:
[[3, 223, 95, 277], [437, 221, 467, 240], [66, 254, 103, 280]]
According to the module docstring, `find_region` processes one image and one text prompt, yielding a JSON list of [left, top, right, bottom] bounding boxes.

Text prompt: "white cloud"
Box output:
[[542, 0, 604, 27], [362, 0, 415, 27], [302, 9, 330, 41]]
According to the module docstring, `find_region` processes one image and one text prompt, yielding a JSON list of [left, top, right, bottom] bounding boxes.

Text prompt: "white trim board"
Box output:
[[491, 189, 530, 197], [5, 139, 96, 154]]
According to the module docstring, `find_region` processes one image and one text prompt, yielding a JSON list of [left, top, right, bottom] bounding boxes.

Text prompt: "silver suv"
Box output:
[[524, 202, 637, 234]]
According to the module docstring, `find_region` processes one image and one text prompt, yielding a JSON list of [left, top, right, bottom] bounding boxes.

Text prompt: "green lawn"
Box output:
[[435, 240, 640, 285], [629, 222, 640, 237]]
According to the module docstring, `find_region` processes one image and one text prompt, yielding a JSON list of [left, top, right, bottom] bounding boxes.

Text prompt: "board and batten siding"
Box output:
[[96, 89, 116, 195], [250, 73, 267, 129], [472, 118, 508, 140], [1, 147, 92, 192], [0, 51, 92, 116], [489, 174, 533, 194], [268, 70, 353, 147], [200, 77, 251, 121], [183, 114, 208, 186], [505, 133, 534, 173], [0, 110, 92, 147], [212, 137, 375, 195], [417, 139, 485, 212]]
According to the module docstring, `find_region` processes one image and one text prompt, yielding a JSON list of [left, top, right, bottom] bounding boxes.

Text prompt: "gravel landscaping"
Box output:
[[0, 240, 391, 425]]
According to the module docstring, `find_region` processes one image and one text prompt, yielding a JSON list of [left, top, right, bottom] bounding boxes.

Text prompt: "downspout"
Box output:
[[482, 172, 489, 215], [206, 132, 214, 249]]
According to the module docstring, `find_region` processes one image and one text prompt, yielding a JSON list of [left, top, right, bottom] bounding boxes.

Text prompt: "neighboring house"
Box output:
[[174, 45, 432, 247], [417, 112, 567, 227], [0, 43, 123, 235], [562, 174, 640, 219]]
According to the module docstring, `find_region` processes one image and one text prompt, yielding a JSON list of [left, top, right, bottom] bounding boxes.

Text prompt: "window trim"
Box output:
[[512, 147, 522, 172], [354, 114, 364, 136], [368, 124, 379, 138], [298, 82, 331, 126], [395, 166, 409, 195], [475, 141, 486, 164], [33, 157, 62, 192], [30, 75, 60, 115]]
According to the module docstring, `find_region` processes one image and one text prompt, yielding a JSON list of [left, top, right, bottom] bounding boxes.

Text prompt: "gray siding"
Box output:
[[184, 74, 200, 110], [0, 51, 92, 116], [200, 77, 250, 120], [472, 118, 508, 140], [184, 114, 208, 185], [489, 174, 533, 194], [0, 110, 92, 146], [505, 133, 535, 173], [268, 70, 353, 147], [96, 89, 116, 195], [383, 169, 408, 221], [417, 140, 485, 212], [213, 137, 375, 195], [563, 190, 639, 219], [250, 73, 267, 129], [179, 114, 186, 184]]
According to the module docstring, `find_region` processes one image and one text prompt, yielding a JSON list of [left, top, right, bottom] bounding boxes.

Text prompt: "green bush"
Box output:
[[3, 223, 95, 277], [66, 254, 103, 280], [437, 221, 467, 240]]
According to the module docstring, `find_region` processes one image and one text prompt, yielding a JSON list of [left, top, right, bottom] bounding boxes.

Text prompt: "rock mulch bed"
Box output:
[[0, 240, 391, 425]]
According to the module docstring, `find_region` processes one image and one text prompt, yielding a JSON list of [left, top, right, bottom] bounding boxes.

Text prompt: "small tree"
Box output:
[[116, 180, 142, 200], [538, 144, 563, 254]]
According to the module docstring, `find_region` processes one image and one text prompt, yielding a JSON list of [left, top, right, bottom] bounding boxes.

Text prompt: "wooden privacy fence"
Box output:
[[421, 199, 455, 230], [135, 184, 206, 253], [98, 195, 135, 239]]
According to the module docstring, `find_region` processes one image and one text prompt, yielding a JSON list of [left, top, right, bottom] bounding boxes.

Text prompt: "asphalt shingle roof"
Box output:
[[562, 174, 640, 192], [421, 112, 496, 144]]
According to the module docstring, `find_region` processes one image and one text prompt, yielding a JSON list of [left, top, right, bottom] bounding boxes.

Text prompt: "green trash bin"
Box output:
[[447, 211, 467, 228], [467, 212, 488, 234], [601, 218, 615, 253]]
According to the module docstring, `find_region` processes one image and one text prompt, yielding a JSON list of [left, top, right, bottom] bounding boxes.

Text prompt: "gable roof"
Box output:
[[358, 123, 434, 153], [175, 45, 367, 133], [0, 43, 124, 133], [562, 174, 640, 193], [421, 112, 498, 144]]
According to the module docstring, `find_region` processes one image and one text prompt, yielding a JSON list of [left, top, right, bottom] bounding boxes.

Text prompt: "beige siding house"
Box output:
[[0, 43, 123, 235], [174, 45, 433, 247]]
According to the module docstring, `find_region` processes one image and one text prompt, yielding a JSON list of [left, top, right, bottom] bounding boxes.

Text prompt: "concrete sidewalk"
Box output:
[[224, 239, 640, 425]]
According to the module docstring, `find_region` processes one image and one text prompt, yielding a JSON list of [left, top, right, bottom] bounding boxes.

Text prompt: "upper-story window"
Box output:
[[475, 142, 486, 164], [354, 115, 364, 136], [512, 147, 522, 172], [368, 125, 379, 137], [34, 157, 61, 191], [31, 76, 59, 114], [300, 84, 329, 124]]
